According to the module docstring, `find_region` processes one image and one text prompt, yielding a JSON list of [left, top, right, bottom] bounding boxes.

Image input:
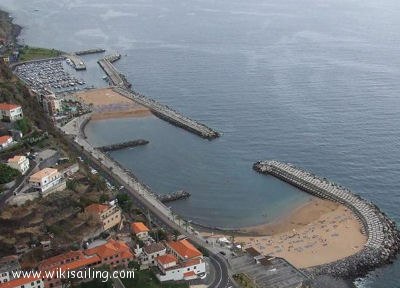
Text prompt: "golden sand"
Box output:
[[202, 198, 367, 268], [76, 88, 151, 120]]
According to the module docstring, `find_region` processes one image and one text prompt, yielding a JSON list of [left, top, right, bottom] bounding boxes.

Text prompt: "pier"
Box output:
[[254, 160, 400, 278], [97, 58, 125, 86], [66, 54, 86, 70], [96, 139, 149, 152], [157, 190, 191, 203], [115, 87, 220, 139], [74, 48, 106, 56]]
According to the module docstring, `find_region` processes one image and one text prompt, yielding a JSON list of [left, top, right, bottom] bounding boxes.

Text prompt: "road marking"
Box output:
[[211, 255, 223, 288]]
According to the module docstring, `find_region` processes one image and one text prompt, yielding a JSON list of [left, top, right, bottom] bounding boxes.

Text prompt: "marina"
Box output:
[[13, 58, 86, 94], [254, 161, 400, 278]]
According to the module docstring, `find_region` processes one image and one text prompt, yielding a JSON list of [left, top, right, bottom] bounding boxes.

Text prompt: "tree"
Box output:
[[0, 164, 21, 184], [14, 117, 31, 134], [128, 260, 140, 270]]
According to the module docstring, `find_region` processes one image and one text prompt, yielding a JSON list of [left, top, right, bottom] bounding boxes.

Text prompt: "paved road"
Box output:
[[60, 116, 234, 288]]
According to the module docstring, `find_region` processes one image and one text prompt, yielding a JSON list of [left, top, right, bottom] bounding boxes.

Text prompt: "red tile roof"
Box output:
[[0, 276, 41, 288], [39, 250, 84, 270], [156, 254, 177, 265], [85, 239, 133, 260], [131, 222, 149, 234], [167, 239, 202, 260], [0, 103, 21, 111], [0, 135, 12, 145], [85, 204, 109, 215]]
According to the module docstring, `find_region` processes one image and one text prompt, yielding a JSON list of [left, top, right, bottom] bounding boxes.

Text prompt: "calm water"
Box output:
[[2, 0, 400, 286]]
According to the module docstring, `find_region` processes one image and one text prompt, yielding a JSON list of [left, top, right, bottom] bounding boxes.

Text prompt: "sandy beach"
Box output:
[[75, 88, 152, 120], [201, 198, 367, 268]]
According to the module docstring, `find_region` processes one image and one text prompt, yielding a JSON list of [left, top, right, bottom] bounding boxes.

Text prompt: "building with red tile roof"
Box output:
[[156, 239, 206, 282], [0, 103, 23, 122], [130, 222, 150, 239], [166, 239, 203, 261], [84, 239, 133, 268], [0, 135, 13, 150], [0, 276, 43, 288], [85, 203, 121, 232]]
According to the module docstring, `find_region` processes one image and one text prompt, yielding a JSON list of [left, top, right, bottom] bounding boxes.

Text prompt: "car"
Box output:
[[219, 251, 226, 256]]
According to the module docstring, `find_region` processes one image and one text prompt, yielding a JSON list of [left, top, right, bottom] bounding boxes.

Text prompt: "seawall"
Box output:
[[253, 160, 400, 278]]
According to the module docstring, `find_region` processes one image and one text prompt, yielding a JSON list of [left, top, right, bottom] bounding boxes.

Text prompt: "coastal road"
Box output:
[[60, 125, 234, 288]]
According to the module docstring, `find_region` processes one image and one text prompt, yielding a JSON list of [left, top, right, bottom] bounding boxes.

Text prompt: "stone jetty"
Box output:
[[66, 54, 86, 70], [157, 190, 191, 203], [253, 160, 400, 278], [97, 58, 125, 86], [115, 87, 220, 140], [96, 139, 149, 152], [74, 48, 106, 56]]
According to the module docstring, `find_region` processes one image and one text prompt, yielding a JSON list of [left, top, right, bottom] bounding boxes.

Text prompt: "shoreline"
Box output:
[[201, 197, 367, 269]]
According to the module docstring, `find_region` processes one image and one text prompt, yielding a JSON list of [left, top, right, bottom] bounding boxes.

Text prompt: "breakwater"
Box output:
[[157, 190, 191, 203], [97, 57, 130, 87], [114, 87, 219, 139], [96, 139, 149, 152], [74, 48, 105, 55], [104, 53, 121, 63], [253, 160, 400, 278]]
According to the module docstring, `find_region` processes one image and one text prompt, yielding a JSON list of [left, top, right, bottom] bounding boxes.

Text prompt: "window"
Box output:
[[187, 268, 190, 271]]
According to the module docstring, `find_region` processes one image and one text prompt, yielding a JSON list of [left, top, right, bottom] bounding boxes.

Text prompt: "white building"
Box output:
[[7, 156, 29, 175], [29, 168, 65, 195], [0, 136, 13, 150], [156, 239, 206, 282], [139, 243, 166, 268], [0, 255, 20, 284], [0, 103, 23, 122]]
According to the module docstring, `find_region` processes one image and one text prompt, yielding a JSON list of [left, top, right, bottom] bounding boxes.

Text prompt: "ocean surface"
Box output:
[[1, 0, 400, 286]]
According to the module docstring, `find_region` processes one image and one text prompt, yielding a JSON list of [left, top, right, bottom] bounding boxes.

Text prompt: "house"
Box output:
[[131, 222, 150, 240], [0, 135, 13, 150], [156, 239, 206, 282], [7, 156, 29, 174], [38, 239, 134, 288], [85, 203, 122, 232], [0, 255, 20, 284], [38, 250, 101, 288], [139, 242, 166, 267], [29, 168, 65, 195], [84, 239, 134, 268], [0, 276, 44, 288], [0, 103, 23, 122], [166, 239, 203, 261]]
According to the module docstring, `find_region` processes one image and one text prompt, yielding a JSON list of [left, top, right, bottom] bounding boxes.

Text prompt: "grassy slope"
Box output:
[[19, 46, 62, 61], [122, 270, 189, 288]]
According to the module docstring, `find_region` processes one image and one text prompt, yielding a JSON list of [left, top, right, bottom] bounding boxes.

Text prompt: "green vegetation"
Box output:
[[14, 117, 31, 134], [233, 273, 256, 288], [0, 163, 20, 184], [149, 229, 168, 241], [78, 279, 112, 288], [18, 46, 62, 61], [117, 192, 132, 212], [122, 270, 189, 288]]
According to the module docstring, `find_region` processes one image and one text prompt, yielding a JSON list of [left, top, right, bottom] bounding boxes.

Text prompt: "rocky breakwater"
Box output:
[[253, 160, 400, 279], [96, 139, 149, 152], [114, 87, 220, 140]]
